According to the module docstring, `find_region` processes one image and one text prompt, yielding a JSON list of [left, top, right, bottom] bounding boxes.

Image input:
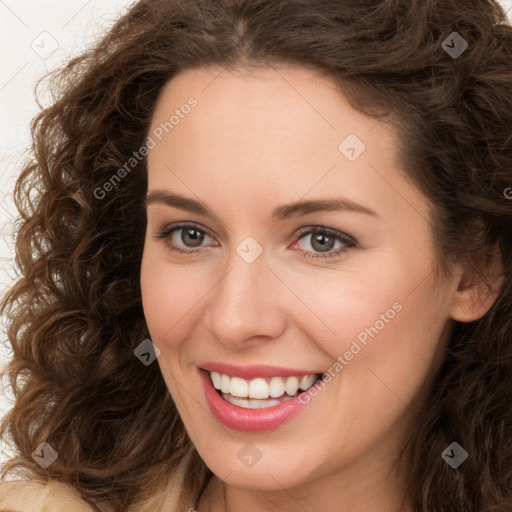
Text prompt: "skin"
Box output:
[[139, 64, 501, 512]]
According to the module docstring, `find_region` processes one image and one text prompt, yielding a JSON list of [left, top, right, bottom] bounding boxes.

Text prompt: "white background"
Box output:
[[1, 0, 511, 467]]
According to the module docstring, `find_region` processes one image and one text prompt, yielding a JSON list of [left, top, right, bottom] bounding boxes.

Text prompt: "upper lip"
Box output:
[[199, 361, 322, 380]]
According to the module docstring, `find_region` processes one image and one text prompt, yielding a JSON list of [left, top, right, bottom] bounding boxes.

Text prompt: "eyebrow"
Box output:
[[144, 190, 380, 221]]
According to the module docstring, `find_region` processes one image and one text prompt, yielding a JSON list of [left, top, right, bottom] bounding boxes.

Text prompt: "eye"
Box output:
[[153, 223, 216, 255], [292, 226, 356, 260], [153, 223, 357, 260]]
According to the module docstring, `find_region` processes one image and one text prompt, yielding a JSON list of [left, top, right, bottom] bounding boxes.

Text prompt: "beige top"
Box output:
[[0, 448, 202, 512]]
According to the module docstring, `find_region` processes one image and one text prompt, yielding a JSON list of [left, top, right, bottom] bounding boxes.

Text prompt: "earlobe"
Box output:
[[449, 246, 505, 323]]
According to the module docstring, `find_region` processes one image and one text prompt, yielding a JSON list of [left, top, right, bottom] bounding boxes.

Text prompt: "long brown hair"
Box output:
[[1, 0, 512, 510]]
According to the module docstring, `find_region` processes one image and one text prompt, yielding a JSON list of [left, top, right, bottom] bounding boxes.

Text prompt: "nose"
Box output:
[[205, 247, 287, 348]]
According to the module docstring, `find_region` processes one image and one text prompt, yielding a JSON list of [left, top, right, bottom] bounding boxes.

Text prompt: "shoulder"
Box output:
[[0, 479, 94, 512]]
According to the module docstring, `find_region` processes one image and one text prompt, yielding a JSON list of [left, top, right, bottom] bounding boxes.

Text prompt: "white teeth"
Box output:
[[209, 371, 319, 399], [284, 376, 300, 396], [249, 378, 270, 399], [221, 393, 295, 409], [230, 377, 249, 397], [220, 374, 231, 393], [269, 377, 285, 398], [210, 371, 222, 390]]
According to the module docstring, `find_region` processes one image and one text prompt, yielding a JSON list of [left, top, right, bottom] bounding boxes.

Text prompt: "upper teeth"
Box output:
[[209, 371, 318, 399]]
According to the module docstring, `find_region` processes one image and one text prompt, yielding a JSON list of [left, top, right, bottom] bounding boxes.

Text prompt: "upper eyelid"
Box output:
[[160, 222, 355, 245], [167, 222, 216, 241]]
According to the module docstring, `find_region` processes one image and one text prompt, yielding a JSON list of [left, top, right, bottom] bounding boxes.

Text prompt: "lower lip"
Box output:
[[198, 368, 315, 432]]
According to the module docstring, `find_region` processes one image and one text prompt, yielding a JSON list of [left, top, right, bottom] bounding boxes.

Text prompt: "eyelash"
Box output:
[[153, 222, 356, 261]]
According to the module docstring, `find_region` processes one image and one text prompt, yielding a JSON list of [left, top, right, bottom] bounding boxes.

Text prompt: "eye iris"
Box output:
[[182, 228, 204, 247], [311, 231, 335, 253]]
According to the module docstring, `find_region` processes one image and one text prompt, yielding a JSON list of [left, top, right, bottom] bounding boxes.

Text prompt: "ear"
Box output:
[[449, 243, 505, 322]]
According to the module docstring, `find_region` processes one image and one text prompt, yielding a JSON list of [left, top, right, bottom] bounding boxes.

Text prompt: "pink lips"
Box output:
[[199, 361, 321, 379], [198, 364, 321, 432]]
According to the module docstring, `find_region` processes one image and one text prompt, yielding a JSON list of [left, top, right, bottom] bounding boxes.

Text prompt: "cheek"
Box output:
[[140, 251, 211, 350], [303, 257, 446, 395], [285, 265, 404, 359], [140, 255, 201, 402], [326, 274, 448, 415], [305, 284, 447, 467]]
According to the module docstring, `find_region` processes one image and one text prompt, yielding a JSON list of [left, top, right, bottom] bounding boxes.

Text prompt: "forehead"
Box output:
[[146, 64, 430, 228], [149, 64, 375, 143], [148, 64, 396, 173]]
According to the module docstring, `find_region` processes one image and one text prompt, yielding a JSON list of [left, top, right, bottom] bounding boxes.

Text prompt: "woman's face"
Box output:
[[140, 64, 462, 497]]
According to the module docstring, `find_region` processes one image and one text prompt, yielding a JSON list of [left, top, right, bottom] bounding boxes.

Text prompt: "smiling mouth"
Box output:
[[207, 370, 324, 409]]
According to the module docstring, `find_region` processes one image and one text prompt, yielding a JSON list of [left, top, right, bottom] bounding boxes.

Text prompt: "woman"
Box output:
[[1, 0, 511, 511]]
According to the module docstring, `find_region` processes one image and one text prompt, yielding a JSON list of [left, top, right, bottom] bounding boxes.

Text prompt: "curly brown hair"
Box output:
[[1, 0, 512, 510]]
